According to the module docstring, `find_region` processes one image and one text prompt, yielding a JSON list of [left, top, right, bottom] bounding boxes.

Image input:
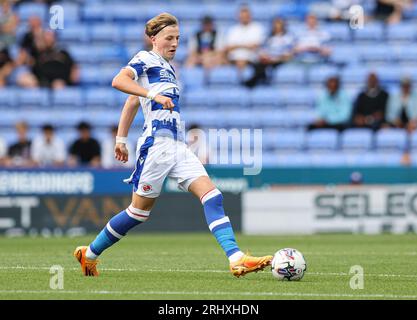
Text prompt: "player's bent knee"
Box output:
[[126, 204, 151, 223]]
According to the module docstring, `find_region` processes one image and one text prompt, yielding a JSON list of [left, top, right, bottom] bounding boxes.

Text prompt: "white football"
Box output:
[[271, 248, 307, 281]]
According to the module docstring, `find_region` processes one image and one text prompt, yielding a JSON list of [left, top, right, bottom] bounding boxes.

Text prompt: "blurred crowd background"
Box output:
[[1, 0, 417, 169]]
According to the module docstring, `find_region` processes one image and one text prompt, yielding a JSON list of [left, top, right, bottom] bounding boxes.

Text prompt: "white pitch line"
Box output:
[[0, 290, 416, 299], [1, 266, 417, 279]]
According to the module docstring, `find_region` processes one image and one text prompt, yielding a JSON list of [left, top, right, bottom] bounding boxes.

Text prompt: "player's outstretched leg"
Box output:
[[73, 204, 150, 276], [199, 187, 273, 277]]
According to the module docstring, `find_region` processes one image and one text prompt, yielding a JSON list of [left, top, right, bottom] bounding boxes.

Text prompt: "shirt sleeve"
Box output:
[[125, 53, 148, 81]]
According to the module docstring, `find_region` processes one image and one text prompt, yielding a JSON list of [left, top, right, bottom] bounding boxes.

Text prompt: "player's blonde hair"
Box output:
[[145, 13, 179, 37]]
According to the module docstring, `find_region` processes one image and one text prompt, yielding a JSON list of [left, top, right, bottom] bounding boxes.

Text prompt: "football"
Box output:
[[271, 248, 307, 281]]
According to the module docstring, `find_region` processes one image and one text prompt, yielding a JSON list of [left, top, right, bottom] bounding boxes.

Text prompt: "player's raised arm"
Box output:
[[114, 95, 140, 163], [112, 68, 175, 113]]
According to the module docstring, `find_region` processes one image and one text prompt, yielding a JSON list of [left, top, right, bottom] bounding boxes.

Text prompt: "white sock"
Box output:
[[85, 246, 98, 260], [228, 251, 244, 263]]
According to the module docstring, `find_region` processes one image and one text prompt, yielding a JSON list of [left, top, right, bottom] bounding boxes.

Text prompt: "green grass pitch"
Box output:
[[0, 233, 416, 300]]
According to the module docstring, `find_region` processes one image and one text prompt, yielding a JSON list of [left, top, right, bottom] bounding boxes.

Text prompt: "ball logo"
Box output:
[[142, 184, 152, 192]]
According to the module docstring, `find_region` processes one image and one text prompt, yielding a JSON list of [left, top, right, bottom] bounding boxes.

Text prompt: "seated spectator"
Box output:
[[31, 124, 66, 167], [4, 121, 34, 167], [102, 125, 134, 169], [224, 5, 265, 70], [32, 31, 79, 88], [386, 77, 417, 132], [352, 72, 389, 130], [0, 135, 6, 166], [374, 0, 412, 24], [308, 76, 352, 131], [185, 15, 226, 69], [186, 124, 210, 164], [0, 0, 18, 86], [68, 121, 101, 167], [294, 14, 331, 63], [15, 15, 43, 87], [244, 17, 294, 87]]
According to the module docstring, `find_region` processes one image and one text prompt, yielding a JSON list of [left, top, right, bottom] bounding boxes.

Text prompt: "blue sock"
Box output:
[[88, 206, 150, 258], [201, 189, 241, 258]]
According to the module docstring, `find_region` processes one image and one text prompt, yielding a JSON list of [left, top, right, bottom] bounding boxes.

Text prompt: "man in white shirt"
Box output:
[[224, 6, 265, 69], [31, 124, 66, 167], [294, 14, 331, 63]]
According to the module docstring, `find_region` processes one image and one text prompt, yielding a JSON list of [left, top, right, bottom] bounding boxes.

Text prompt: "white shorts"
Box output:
[[124, 135, 208, 198]]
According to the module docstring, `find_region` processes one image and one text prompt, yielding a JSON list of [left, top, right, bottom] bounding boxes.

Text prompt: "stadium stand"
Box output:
[[1, 0, 417, 168]]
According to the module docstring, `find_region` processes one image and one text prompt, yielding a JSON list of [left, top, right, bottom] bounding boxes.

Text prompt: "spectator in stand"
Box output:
[[386, 77, 417, 132], [102, 125, 134, 169], [68, 121, 101, 167], [374, 0, 412, 24], [4, 121, 34, 167], [308, 76, 352, 131], [244, 17, 294, 87], [294, 14, 331, 63], [186, 124, 210, 165], [351, 72, 389, 130], [185, 15, 226, 69], [15, 15, 43, 87], [32, 30, 79, 88], [224, 5, 265, 70], [31, 124, 66, 167], [0, 135, 6, 166], [0, 0, 18, 87]]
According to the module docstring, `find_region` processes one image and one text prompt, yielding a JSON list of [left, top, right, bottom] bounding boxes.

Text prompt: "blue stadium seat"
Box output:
[[330, 45, 359, 65], [108, 5, 144, 22], [307, 65, 339, 84], [286, 109, 318, 127], [82, 4, 106, 22], [386, 23, 417, 42], [17, 3, 48, 21], [262, 152, 279, 167], [408, 130, 417, 150], [54, 2, 80, 24], [207, 66, 240, 87], [306, 129, 339, 150], [0, 89, 17, 108], [17, 89, 49, 108], [375, 128, 408, 151], [353, 22, 385, 42], [180, 67, 205, 90], [278, 88, 316, 108], [309, 151, 347, 167], [374, 151, 404, 166], [57, 25, 89, 43], [341, 128, 373, 150], [121, 24, 144, 43], [322, 23, 351, 42], [79, 66, 101, 85], [265, 129, 306, 150], [168, 4, 205, 21], [0, 110, 20, 126], [210, 88, 249, 108], [90, 24, 121, 43], [358, 44, 394, 63], [84, 88, 116, 108], [249, 87, 282, 108], [341, 65, 370, 84], [392, 44, 417, 63], [221, 110, 256, 128], [52, 88, 83, 108], [251, 109, 288, 127], [68, 45, 94, 63], [182, 89, 213, 109], [276, 152, 311, 167], [273, 64, 305, 84], [377, 65, 405, 85]]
